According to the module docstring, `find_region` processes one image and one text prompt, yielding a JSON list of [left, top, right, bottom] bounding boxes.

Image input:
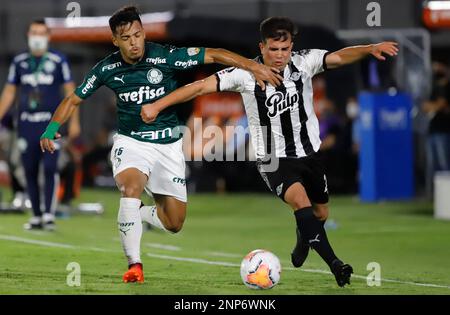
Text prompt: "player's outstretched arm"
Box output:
[[325, 41, 398, 69], [40, 92, 82, 153], [204, 48, 282, 90], [141, 75, 218, 124]]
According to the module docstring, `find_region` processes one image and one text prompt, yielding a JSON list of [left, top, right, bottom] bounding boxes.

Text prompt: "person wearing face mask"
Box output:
[[0, 19, 79, 230], [339, 97, 360, 194]]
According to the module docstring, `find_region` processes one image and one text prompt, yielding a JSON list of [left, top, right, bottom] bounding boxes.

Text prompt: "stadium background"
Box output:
[[0, 0, 449, 295], [0, 0, 448, 195]]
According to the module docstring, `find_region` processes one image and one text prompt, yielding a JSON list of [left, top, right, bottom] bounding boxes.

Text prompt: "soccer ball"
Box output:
[[240, 249, 281, 289]]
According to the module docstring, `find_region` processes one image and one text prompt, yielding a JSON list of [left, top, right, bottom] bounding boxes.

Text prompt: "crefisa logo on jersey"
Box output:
[[174, 60, 198, 69], [118, 86, 165, 104], [147, 68, 163, 84], [146, 57, 166, 65], [82, 75, 97, 94]]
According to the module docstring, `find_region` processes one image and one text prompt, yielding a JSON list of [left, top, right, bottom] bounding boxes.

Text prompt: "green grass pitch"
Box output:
[[0, 188, 449, 295]]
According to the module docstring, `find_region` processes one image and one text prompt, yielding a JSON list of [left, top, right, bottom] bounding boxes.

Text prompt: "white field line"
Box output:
[[1, 234, 450, 290], [205, 251, 242, 258], [147, 253, 239, 267], [145, 243, 181, 251], [146, 254, 450, 290], [0, 235, 76, 249], [0, 234, 119, 252]]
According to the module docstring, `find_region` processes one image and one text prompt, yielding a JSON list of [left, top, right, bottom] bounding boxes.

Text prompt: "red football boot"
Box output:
[[123, 263, 144, 283]]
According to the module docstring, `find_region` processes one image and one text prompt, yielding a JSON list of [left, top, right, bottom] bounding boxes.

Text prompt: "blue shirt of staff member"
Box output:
[[0, 19, 80, 230]]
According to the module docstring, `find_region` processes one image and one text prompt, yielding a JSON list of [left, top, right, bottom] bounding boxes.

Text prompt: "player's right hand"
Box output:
[[40, 133, 61, 153], [370, 42, 399, 61], [141, 104, 160, 123]]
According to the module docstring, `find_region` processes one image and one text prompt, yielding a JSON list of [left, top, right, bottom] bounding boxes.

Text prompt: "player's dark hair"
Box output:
[[260, 17, 297, 43], [109, 6, 142, 35]]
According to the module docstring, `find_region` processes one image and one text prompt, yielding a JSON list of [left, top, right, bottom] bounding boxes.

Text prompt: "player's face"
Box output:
[[259, 36, 293, 71], [112, 20, 146, 63]]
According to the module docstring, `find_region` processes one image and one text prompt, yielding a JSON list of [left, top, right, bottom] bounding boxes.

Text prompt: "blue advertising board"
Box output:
[[358, 92, 414, 201]]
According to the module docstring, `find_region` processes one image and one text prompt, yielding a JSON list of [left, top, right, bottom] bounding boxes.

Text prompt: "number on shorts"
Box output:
[[114, 147, 124, 158]]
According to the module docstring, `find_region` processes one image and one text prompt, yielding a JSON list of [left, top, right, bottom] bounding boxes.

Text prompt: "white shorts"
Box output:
[[110, 134, 187, 202]]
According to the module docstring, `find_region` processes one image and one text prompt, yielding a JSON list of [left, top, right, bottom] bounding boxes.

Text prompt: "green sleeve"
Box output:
[[166, 46, 205, 70], [74, 64, 103, 99]]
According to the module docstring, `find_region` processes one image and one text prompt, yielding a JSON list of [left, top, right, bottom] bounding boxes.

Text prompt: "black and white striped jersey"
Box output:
[[216, 49, 329, 159]]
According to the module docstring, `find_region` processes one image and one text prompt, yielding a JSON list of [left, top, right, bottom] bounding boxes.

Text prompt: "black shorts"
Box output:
[[257, 153, 329, 204]]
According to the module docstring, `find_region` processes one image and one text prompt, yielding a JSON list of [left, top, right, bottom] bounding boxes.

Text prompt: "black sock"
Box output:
[[298, 213, 325, 240], [294, 207, 337, 267]]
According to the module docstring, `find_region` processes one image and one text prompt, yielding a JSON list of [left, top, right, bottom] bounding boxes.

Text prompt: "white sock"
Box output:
[[140, 205, 169, 232], [118, 198, 143, 265]]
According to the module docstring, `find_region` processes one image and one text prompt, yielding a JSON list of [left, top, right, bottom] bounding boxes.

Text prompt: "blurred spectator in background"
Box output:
[[0, 111, 30, 209], [81, 99, 117, 187], [422, 61, 450, 197], [340, 97, 360, 193], [319, 98, 341, 151], [313, 76, 360, 193], [81, 127, 114, 186], [360, 55, 397, 91], [0, 19, 79, 229], [317, 98, 345, 192], [312, 75, 327, 120], [345, 97, 361, 154], [57, 129, 83, 211]]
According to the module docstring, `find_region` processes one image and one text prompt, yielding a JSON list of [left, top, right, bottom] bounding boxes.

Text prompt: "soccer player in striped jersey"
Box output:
[[142, 17, 398, 287]]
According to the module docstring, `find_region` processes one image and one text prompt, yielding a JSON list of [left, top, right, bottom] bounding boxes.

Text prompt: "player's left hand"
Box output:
[[141, 104, 160, 123], [250, 63, 283, 90], [40, 132, 61, 154], [370, 42, 399, 61]]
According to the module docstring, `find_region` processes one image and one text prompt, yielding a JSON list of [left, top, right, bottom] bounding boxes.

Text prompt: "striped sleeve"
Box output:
[[216, 67, 247, 93]]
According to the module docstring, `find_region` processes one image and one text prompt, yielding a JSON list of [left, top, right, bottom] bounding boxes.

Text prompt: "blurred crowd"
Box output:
[[422, 61, 450, 197]]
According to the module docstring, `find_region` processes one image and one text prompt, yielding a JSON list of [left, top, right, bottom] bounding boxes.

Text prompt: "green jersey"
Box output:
[[74, 42, 205, 144]]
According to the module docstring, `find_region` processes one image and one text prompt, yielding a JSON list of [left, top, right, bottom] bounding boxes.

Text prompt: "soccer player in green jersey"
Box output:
[[40, 6, 282, 283]]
